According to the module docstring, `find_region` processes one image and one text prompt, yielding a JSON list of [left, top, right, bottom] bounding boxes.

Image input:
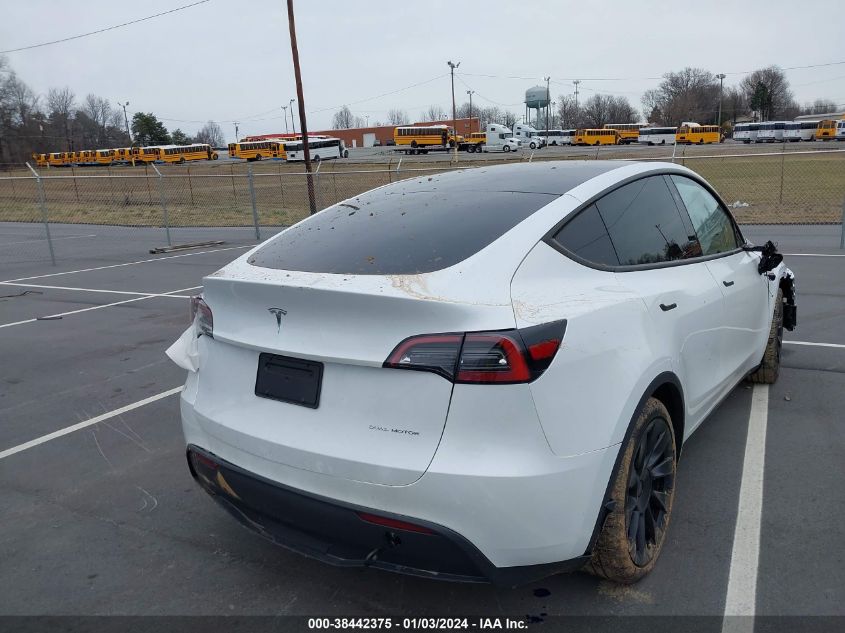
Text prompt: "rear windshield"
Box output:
[[248, 163, 621, 275]]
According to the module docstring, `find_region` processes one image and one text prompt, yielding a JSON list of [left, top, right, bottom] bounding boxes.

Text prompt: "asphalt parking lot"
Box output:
[[1, 222, 843, 623]]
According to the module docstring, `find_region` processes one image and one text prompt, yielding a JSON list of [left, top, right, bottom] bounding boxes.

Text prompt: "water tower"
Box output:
[[525, 85, 550, 127]]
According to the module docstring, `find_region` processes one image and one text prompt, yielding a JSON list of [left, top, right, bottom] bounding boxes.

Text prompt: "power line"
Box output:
[[0, 0, 211, 54]]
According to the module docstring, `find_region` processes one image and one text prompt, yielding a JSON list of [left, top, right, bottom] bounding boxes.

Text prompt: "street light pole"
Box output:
[[118, 101, 131, 142], [234, 121, 239, 143], [573, 79, 581, 118], [447, 60, 460, 161], [466, 90, 474, 132], [289, 99, 296, 136], [716, 73, 726, 129], [281, 105, 289, 134]]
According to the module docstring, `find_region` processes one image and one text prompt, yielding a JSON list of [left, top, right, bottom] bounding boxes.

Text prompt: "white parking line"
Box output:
[[784, 340, 845, 349], [0, 387, 182, 461], [722, 384, 768, 631], [782, 253, 845, 257], [1, 245, 252, 284], [2, 233, 97, 246], [0, 281, 193, 299], [0, 285, 200, 330]]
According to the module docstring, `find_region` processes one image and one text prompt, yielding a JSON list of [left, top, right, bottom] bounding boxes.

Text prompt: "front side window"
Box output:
[[595, 176, 700, 265], [670, 176, 739, 255]]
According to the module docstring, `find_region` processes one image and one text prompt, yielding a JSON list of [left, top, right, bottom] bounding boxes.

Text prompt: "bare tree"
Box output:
[[47, 87, 75, 150], [606, 95, 638, 124], [502, 111, 518, 129], [739, 66, 795, 121], [800, 98, 838, 116], [580, 94, 614, 127], [557, 95, 581, 128], [195, 120, 225, 147], [722, 86, 748, 126], [386, 108, 409, 125], [331, 105, 355, 129], [423, 104, 447, 122], [641, 68, 719, 125]]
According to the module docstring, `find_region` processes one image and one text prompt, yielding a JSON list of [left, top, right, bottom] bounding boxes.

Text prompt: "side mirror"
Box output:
[[744, 240, 783, 274]]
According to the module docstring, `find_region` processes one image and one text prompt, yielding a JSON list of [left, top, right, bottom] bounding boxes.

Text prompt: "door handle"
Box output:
[[723, 280, 735, 287], [659, 303, 677, 312]]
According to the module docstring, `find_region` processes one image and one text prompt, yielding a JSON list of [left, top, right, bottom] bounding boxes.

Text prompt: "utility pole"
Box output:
[[716, 73, 726, 129], [118, 101, 132, 142], [281, 105, 289, 134], [234, 121, 239, 143], [573, 80, 581, 125], [544, 76, 550, 135], [447, 60, 460, 161], [365, 115, 370, 128], [466, 90, 474, 132], [287, 0, 316, 215], [289, 98, 296, 136]]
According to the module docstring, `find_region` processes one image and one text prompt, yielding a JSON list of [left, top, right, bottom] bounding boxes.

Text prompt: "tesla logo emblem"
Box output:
[[268, 307, 287, 332]]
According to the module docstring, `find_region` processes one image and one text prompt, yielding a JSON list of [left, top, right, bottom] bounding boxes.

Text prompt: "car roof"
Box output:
[[390, 160, 627, 196]]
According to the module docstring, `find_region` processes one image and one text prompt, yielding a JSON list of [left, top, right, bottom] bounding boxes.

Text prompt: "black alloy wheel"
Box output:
[[625, 416, 674, 567]]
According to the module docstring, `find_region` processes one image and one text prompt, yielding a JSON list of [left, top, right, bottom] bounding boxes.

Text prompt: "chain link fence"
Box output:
[[2, 147, 844, 268]]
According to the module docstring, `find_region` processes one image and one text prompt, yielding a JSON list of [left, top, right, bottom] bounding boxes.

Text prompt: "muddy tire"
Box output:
[[748, 289, 783, 384], [587, 397, 676, 583]]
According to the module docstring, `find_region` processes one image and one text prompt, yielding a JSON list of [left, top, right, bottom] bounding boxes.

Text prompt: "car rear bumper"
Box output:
[[186, 445, 588, 586]]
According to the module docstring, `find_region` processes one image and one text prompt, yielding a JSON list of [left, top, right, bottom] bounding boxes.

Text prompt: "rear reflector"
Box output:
[[357, 512, 434, 534], [189, 450, 219, 472], [383, 320, 566, 384]]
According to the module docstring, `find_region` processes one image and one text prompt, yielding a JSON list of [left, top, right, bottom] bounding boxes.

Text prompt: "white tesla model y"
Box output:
[[168, 161, 796, 585]]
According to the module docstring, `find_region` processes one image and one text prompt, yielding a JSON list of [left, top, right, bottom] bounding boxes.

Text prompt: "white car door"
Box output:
[[669, 175, 771, 383], [583, 175, 727, 420]]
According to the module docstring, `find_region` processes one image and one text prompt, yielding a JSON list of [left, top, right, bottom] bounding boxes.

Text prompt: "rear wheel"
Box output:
[[254, 153, 262, 161], [748, 289, 783, 384], [587, 397, 676, 583], [503, 144, 511, 153]]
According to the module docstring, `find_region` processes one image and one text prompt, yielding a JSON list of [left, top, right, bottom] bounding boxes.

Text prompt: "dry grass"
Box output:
[[1, 151, 843, 226]]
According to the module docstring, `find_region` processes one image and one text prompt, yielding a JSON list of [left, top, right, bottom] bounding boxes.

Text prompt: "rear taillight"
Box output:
[[383, 320, 565, 384], [190, 296, 213, 338]]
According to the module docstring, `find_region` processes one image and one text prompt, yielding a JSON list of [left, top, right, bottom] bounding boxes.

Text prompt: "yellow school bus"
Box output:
[[31, 153, 49, 168], [393, 125, 452, 153], [603, 123, 643, 145], [74, 150, 99, 165], [47, 152, 67, 167], [113, 148, 135, 164], [815, 119, 839, 140], [136, 146, 163, 164], [228, 140, 286, 161], [95, 149, 115, 165], [676, 124, 721, 144], [574, 128, 618, 145], [157, 143, 219, 163]]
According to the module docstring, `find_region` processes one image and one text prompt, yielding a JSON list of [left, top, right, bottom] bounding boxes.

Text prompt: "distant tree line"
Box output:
[[0, 55, 225, 164]]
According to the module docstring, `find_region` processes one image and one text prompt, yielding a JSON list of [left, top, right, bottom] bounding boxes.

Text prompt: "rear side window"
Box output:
[[552, 204, 618, 266], [670, 176, 739, 255], [595, 176, 700, 265]]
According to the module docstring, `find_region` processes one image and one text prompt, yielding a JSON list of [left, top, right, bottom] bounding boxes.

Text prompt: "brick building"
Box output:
[[245, 117, 481, 148]]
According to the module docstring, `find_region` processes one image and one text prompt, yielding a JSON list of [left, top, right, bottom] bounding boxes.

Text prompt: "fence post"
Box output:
[[840, 196, 845, 250], [26, 162, 56, 266], [778, 145, 786, 204], [151, 163, 172, 246], [314, 160, 322, 211], [247, 165, 261, 241]]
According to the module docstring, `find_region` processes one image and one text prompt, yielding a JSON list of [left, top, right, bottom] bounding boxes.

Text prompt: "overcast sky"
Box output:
[[3, 0, 844, 141]]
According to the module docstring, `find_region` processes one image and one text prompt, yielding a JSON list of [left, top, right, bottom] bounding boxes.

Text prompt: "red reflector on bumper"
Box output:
[[356, 512, 434, 534]]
